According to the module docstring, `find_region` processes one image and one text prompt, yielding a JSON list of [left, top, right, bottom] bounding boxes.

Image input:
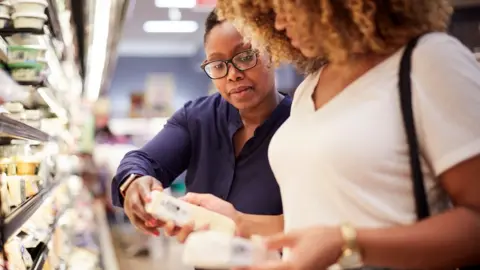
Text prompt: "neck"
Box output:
[[239, 90, 282, 127]]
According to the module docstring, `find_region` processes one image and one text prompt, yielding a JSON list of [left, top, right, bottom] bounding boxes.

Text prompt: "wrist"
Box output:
[[233, 211, 250, 237], [120, 174, 141, 197], [336, 223, 364, 268]]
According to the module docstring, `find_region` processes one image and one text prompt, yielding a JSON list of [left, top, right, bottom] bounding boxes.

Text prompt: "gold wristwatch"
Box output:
[[119, 174, 140, 197], [337, 223, 363, 269]]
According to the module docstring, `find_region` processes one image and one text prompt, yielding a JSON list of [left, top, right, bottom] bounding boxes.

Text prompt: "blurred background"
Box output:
[[0, 0, 479, 270]]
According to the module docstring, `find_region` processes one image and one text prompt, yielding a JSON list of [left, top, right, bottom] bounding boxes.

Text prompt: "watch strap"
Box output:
[[120, 174, 140, 197]]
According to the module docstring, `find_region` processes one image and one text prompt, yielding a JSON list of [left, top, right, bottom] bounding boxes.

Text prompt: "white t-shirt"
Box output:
[[268, 33, 480, 232]]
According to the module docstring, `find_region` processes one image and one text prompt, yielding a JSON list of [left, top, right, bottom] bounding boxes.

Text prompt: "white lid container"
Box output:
[[3, 102, 24, 113], [11, 12, 47, 29], [0, 16, 9, 29], [12, 0, 48, 14]]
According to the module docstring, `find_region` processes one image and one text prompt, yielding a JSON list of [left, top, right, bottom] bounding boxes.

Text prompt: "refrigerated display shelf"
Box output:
[[2, 186, 55, 241], [0, 114, 50, 142]]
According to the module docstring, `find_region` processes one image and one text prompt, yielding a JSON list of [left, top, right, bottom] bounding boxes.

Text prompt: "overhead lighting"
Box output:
[[143, 20, 198, 33], [155, 0, 196, 8]]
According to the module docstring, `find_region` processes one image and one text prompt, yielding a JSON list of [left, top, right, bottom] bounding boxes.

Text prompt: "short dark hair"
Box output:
[[204, 8, 223, 43]]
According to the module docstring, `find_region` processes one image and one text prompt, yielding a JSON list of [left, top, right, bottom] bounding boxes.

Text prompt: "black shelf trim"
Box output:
[[0, 28, 44, 37], [31, 245, 48, 270], [0, 114, 50, 142]]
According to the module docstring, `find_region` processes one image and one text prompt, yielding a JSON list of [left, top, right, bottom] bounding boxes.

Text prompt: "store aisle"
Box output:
[[111, 223, 193, 270]]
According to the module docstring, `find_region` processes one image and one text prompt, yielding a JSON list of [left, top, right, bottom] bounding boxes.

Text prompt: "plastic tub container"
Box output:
[[8, 61, 45, 83], [8, 45, 46, 63], [12, 0, 47, 14], [0, 15, 9, 28], [11, 12, 47, 29], [0, 1, 11, 15]]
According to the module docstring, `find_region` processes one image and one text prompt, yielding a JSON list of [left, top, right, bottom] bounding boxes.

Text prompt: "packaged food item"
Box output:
[[4, 236, 29, 270], [0, 1, 11, 16], [0, 14, 9, 28], [3, 101, 25, 121], [11, 11, 47, 29], [8, 45, 47, 63], [145, 190, 236, 235], [8, 61, 45, 83], [12, 0, 48, 14], [24, 109, 41, 128], [183, 231, 281, 269]]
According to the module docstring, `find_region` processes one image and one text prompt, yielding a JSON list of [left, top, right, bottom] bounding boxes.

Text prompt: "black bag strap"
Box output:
[[398, 35, 431, 220]]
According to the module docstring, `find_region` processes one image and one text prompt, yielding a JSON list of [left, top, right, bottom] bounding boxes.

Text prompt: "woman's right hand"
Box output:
[[123, 175, 165, 236]]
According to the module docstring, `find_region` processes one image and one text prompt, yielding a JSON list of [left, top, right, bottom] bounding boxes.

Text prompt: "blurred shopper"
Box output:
[[213, 0, 480, 269], [111, 9, 290, 243]]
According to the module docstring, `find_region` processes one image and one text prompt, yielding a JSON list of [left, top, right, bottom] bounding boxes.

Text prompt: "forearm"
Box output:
[[358, 207, 480, 269], [236, 213, 284, 237]]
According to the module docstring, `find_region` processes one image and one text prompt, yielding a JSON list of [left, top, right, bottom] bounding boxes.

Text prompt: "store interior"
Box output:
[[0, 0, 478, 269]]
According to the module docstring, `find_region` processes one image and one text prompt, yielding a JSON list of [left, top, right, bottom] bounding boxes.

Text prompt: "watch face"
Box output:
[[339, 250, 363, 268]]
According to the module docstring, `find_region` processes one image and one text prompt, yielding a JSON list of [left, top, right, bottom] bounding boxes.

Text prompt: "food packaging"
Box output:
[[7, 175, 25, 206], [24, 109, 41, 128], [11, 11, 47, 29], [145, 190, 236, 235], [183, 231, 281, 269], [8, 45, 46, 63], [0, 15, 9, 28], [3, 101, 26, 121], [12, 0, 48, 14], [8, 61, 45, 83], [0, 1, 11, 16]]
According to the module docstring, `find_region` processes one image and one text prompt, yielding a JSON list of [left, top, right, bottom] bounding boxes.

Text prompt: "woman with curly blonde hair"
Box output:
[[213, 0, 480, 269]]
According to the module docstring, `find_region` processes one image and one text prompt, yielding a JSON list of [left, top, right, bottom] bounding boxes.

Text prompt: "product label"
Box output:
[[159, 198, 191, 225]]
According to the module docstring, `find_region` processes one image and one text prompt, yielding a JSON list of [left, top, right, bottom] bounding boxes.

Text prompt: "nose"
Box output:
[[274, 14, 287, 31], [226, 63, 244, 82]]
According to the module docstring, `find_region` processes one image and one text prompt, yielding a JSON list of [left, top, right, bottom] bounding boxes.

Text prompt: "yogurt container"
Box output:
[[8, 61, 45, 83], [8, 45, 46, 63], [0, 1, 11, 16], [12, 0, 48, 14], [0, 15, 9, 28], [11, 11, 47, 29]]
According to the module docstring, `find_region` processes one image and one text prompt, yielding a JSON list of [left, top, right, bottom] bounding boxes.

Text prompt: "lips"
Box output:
[[230, 86, 252, 95]]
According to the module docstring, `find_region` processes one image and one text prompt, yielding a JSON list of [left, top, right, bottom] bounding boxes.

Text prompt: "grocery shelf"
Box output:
[[0, 114, 50, 142], [0, 28, 44, 36], [3, 187, 52, 240], [31, 245, 49, 270]]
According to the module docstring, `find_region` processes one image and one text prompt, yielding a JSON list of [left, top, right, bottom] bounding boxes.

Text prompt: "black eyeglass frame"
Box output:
[[201, 49, 259, 80]]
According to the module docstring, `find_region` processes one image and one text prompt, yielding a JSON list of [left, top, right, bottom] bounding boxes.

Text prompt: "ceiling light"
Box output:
[[155, 0, 196, 8], [143, 20, 198, 33], [168, 8, 182, 21]]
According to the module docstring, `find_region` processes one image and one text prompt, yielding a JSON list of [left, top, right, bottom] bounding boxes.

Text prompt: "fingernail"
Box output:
[[145, 196, 151, 202], [153, 231, 160, 237]]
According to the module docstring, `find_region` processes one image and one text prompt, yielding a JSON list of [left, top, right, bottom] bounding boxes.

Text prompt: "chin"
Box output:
[[299, 47, 318, 58]]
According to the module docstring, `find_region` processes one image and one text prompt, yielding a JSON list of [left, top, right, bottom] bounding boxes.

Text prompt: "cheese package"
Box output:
[[144, 190, 236, 235], [182, 231, 281, 269]]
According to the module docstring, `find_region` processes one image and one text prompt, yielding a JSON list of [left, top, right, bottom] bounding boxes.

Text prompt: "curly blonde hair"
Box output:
[[216, 0, 453, 74]]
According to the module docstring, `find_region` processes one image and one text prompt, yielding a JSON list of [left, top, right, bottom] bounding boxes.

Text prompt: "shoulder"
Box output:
[[183, 93, 224, 112], [179, 93, 227, 124], [412, 32, 479, 78]]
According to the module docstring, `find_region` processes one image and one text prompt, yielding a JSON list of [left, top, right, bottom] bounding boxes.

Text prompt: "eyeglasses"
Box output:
[[201, 49, 259, 79]]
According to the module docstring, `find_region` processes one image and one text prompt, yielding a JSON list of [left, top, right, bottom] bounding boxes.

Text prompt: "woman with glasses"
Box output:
[[111, 9, 291, 243]]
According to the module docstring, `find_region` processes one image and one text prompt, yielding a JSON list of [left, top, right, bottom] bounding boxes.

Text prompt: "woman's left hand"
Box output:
[[247, 226, 344, 270]]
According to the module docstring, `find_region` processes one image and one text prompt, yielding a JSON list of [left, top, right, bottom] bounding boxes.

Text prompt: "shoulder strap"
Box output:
[[398, 35, 431, 220]]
